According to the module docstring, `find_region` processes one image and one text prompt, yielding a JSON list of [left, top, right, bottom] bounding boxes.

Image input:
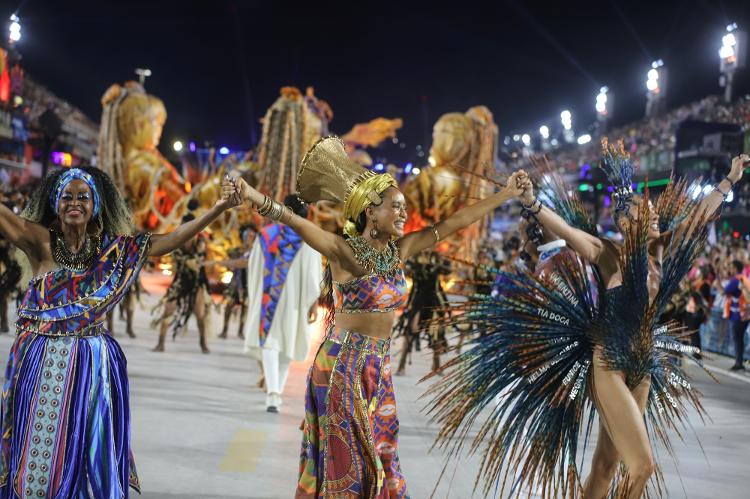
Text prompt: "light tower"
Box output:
[[645, 60, 667, 118], [595, 86, 612, 134], [561, 110, 574, 143], [8, 14, 21, 44], [719, 23, 747, 104]]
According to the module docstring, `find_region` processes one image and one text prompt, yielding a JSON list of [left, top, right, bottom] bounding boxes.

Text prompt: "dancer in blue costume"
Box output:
[[425, 145, 748, 498], [0, 166, 243, 498]]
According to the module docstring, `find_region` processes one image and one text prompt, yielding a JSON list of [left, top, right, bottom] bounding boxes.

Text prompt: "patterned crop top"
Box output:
[[333, 268, 408, 313]]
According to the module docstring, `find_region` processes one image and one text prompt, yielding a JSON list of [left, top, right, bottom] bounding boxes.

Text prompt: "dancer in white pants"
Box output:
[[244, 194, 322, 412]]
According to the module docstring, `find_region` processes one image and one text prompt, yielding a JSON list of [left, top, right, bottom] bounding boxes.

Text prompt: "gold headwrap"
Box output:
[[297, 136, 398, 237]]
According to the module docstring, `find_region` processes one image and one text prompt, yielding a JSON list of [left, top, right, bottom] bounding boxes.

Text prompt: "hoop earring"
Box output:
[[369, 219, 379, 239]]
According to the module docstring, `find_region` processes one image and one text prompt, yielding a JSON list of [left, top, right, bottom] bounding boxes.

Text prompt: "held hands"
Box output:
[[515, 170, 535, 205], [217, 175, 244, 210], [502, 171, 528, 199], [728, 154, 749, 184]]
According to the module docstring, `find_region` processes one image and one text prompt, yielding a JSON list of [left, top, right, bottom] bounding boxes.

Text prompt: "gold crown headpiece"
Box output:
[[297, 136, 397, 236]]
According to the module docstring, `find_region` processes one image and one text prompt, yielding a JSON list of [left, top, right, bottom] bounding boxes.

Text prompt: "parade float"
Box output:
[[402, 105, 499, 259]]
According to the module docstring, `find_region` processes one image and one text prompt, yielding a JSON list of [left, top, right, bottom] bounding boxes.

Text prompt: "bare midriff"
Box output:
[[334, 311, 397, 339]]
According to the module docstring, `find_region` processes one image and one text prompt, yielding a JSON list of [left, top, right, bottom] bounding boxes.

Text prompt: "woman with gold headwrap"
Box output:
[[233, 137, 526, 499]]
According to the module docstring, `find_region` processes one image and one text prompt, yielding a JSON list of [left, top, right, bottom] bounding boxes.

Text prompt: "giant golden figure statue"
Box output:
[[98, 82, 256, 256], [98, 82, 186, 230], [402, 106, 498, 257]]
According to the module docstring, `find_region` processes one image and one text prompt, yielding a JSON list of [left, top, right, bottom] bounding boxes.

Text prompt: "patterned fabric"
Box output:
[[333, 270, 408, 314], [296, 326, 409, 499], [51, 168, 101, 217], [1, 233, 150, 499], [258, 224, 303, 347]]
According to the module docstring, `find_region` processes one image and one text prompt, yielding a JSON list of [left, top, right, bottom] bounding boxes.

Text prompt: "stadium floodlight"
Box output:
[[560, 110, 574, 143], [719, 23, 747, 103], [521, 134, 531, 147], [8, 14, 20, 43], [645, 60, 667, 117], [577, 134, 592, 145], [539, 125, 550, 139], [173, 140, 183, 152]]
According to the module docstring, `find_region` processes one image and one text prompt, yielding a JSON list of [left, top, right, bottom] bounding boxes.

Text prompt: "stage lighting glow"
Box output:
[[647, 69, 659, 81], [513, 134, 521, 142], [189, 142, 196, 152], [539, 125, 549, 139], [375, 163, 385, 171], [412, 167, 421, 175], [723, 33, 737, 47], [8, 14, 20, 43], [219, 146, 230, 155], [521, 134, 531, 146], [726, 190, 734, 202], [720, 45, 735, 59], [561, 110, 572, 130], [596, 86, 609, 114], [173, 140, 183, 152], [577, 134, 592, 145]]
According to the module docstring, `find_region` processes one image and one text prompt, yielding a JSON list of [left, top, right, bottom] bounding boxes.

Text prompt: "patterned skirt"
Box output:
[[296, 326, 409, 498], [0, 328, 139, 498]]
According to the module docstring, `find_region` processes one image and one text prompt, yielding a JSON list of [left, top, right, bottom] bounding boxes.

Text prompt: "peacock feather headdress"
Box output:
[[600, 138, 636, 218]]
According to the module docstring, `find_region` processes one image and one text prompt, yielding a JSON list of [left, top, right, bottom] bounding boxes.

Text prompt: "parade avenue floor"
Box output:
[[2, 272, 749, 498]]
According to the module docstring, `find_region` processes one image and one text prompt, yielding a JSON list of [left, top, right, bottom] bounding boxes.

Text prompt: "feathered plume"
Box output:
[[530, 156, 598, 236], [600, 139, 636, 216]]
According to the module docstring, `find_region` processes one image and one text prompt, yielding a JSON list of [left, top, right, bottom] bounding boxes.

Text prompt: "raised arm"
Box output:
[[149, 176, 241, 257], [517, 175, 604, 263], [236, 178, 349, 263], [398, 171, 526, 260], [672, 154, 747, 244], [0, 202, 48, 260]]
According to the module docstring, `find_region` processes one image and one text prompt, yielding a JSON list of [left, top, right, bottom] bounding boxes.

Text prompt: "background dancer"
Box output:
[[232, 136, 526, 498], [394, 249, 451, 375], [215, 224, 258, 340], [0, 166, 242, 498], [243, 195, 322, 413], [152, 214, 213, 354]]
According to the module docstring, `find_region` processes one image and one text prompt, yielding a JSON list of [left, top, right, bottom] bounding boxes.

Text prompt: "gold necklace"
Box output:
[[347, 236, 401, 277], [50, 228, 101, 272]]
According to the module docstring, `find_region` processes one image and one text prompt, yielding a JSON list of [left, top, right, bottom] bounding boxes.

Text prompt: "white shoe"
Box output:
[[265, 393, 278, 413], [274, 393, 283, 407]]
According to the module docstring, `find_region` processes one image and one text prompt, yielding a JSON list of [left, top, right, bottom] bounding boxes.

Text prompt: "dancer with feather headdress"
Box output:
[[425, 142, 747, 498]]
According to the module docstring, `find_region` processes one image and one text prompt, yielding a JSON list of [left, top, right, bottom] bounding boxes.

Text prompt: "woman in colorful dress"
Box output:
[[0, 166, 241, 498], [425, 145, 747, 498], [232, 136, 526, 499]]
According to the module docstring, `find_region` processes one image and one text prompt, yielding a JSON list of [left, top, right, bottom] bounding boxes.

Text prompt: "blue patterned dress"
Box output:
[[0, 233, 151, 499]]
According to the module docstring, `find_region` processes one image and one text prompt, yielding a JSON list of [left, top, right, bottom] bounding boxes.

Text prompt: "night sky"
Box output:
[[4, 0, 750, 164]]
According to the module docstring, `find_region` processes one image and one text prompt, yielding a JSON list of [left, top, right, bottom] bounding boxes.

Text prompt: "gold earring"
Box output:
[[369, 219, 379, 239]]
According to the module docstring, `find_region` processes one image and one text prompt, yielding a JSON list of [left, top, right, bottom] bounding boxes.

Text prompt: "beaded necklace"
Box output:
[[346, 235, 401, 277], [50, 228, 101, 272]]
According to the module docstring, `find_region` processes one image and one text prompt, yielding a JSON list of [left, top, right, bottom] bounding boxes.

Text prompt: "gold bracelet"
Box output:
[[431, 224, 441, 242]]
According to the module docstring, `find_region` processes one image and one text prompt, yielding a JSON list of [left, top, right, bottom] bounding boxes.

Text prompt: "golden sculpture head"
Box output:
[[100, 82, 167, 153]]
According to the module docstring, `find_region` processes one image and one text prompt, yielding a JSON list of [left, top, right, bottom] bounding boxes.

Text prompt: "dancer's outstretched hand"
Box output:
[[729, 154, 749, 184], [231, 176, 265, 209], [502, 171, 527, 199], [216, 174, 243, 210]]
